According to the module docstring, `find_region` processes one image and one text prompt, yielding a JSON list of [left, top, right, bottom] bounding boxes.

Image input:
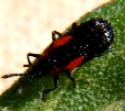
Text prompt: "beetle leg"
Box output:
[[71, 22, 78, 30], [66, 22, 78, 35], [41, 75, 59, 102], [66, 71, 76, 88], [52, 30, 62, 41], [23, 53, 41, 67]]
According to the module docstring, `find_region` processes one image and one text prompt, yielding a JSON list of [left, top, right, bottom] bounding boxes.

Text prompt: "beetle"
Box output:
[[1, 18, 114, 101]]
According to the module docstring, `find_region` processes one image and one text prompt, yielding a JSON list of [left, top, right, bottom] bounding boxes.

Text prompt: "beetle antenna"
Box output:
[[1, 73, 26, 79]]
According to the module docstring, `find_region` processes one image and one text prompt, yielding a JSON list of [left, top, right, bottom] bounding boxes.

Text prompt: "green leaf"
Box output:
[[1, 1, 125, 111]]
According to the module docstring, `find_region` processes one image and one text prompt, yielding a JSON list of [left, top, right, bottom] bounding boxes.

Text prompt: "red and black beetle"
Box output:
[[1, 18, 114, 101]]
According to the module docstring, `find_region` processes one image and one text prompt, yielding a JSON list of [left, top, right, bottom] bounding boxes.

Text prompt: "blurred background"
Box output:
[[0, 0, 111, 95]]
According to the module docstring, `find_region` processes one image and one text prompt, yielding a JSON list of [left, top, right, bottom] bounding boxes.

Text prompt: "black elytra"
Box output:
[[1, 18, 114, 101]]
